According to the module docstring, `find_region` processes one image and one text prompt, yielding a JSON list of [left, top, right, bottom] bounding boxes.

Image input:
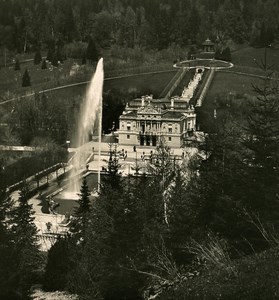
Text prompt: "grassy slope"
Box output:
[[0, 54, 175, 99], [206, 72, 262, 99], [161, 247, 279, 300], [204, 46, 279, 100], [48, 70, 177, 101], [232, 46, 279, 70]]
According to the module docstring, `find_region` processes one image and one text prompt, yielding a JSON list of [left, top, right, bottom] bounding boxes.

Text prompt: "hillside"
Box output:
[[161, 246, 279, 299]]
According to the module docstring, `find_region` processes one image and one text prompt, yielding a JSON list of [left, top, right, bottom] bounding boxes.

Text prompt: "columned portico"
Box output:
[[118, 95, 196, 148]]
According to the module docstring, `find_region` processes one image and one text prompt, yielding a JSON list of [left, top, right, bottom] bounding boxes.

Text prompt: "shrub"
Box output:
[[14, 58, 20, 70], [22, 69, 31, 87], [34, 50, 42, 65]]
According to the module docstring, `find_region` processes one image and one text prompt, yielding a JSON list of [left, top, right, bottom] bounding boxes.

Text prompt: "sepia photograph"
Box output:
[[0, 0, 279, 299]]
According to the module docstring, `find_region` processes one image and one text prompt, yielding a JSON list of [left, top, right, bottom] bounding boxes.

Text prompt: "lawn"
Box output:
[[0, 57, 82, 99], [36, 70, 177, 101], [0, 53, 175, 101], [232, 46, 279, 70], [197, 71, 263, 132], [206, 71, 262, 100], [104, 70, 177, 98]]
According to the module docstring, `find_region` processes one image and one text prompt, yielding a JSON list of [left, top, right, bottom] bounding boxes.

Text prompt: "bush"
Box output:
[[22, 69, 31, 87], [64, 42, 87, 59], [14, 58, 20, 70], [34, 50, 42, 65], [161, 247, 279, 300], [44, 237, 73, 291], [41, 59, 47, 69]]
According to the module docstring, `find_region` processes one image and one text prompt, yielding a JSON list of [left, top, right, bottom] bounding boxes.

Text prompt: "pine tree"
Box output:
[[70, 178, 91, 236], [11, 184, 41, 298], [44, 236, 73, 291], [51, 52, 58, 67], [243, 75, 279, 219], [34, 50, 42, 65], [81, 52, 87, 65], [22, 69, 31, 87], [168, 168, 194, 253], [56, 48, 63, 64], [86, 38, 99, 63], [14, 58, 20, 70], [222, 47, 231, 62], [46, 39, 55, 62], [192, 112, 247, 239], [0, 190, 15, 299], [0, 190, 13, 244], [41, 59, 47, 69]]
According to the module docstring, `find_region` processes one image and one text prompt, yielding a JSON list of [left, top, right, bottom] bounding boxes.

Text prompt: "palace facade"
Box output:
[[118, 95, 196, 148]]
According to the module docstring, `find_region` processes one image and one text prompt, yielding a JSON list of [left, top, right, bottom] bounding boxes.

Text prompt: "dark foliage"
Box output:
[[22, 69, 31, 87], [44, 237, 73, 291], [0, 0, 279, 54], [81, 52, 87, 65], [86, 38, 99, 63], [10, 184, 42, 298], [41, 58, 47, 69], [70, 178, 91, 236], [14, 58, 20, 70], [34, 50, 42, 65]]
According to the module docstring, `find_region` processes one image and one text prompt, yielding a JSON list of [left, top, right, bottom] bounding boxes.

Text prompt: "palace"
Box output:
[[117, 66, 207, 148], [118, 94, 196, 148]]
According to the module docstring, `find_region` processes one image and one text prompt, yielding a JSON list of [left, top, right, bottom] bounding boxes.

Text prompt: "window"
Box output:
[[168, 137, 172, 141], [127, 122, 131, 131], [168, 124, 172, 133], [127, 135, 130, 139]]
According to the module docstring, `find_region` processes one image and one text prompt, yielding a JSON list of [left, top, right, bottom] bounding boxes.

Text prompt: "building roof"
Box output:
[[128, 97, 190, 112], [162, 110, 184, 119], [119, 111, 137, 119], [202, 38, 214, 46]]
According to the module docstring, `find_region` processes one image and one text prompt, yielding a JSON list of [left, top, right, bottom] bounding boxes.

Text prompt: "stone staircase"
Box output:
[[159, 68, 187, 99]]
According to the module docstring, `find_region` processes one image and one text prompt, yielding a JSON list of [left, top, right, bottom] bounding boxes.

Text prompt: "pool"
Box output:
[[51, 172, 99, 215]]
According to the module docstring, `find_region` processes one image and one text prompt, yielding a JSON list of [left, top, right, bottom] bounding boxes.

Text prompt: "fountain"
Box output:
[[68, 58, 104, 195]]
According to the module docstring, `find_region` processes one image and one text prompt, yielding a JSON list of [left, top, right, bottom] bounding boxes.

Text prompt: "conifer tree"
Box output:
[[51, 52, 58, 67], [41, 58, 47, 69], [0, 190, 15, 299], [81, 52, 87, 65], [14, 58, 20, 70], [70, 178, 91, 237], [22, 68, 31, 87], [86, 38, 99, 63], [56, 48, 63, 64], [34, 50, 42, 64], [222, 47, 231, 62], [44, 236, 73, 291], [243, 74, 279, 219], [11, 184, 41, 298], [46, 39, 55, 62]]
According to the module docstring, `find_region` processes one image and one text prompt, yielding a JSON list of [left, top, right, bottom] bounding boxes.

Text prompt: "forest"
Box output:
[[0, 71, 279, 299], [0, 0, 278, 60], [0, 0, 279, 299]]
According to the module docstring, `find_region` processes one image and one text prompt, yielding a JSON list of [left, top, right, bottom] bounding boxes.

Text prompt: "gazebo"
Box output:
[[202, 38, 215, 53]]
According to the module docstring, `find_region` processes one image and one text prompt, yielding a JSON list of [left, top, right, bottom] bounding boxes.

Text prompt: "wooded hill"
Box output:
[[0, 0, 278, 60]]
